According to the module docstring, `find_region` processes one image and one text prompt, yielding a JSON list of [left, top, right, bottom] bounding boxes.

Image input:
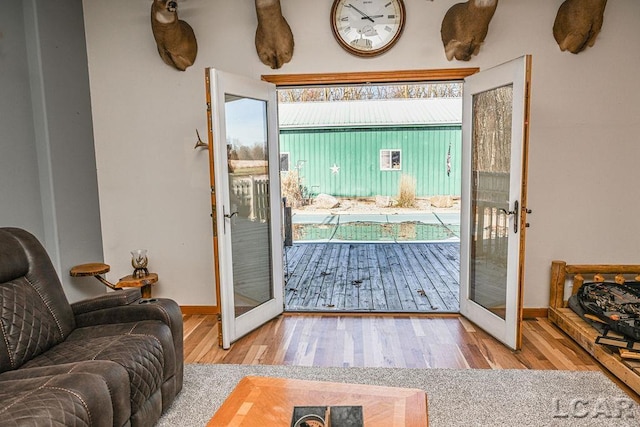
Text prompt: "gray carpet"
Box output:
[[158, 364, 639, 426]]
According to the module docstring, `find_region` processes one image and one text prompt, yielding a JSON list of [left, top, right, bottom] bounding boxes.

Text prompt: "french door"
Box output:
[[204, 62, 529, 350], [459, 55, 532, 350], [206, 69, 284, 349]]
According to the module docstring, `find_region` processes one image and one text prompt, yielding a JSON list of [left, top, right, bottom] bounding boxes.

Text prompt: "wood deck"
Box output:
[[284, 242, 460, 313]]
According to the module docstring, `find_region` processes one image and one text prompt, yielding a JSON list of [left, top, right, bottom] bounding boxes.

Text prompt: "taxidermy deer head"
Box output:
[[151, 0, 198, 71], [255, 0, 294, 69], [440, 0, 498, 61], [553, 0, 607, 54]]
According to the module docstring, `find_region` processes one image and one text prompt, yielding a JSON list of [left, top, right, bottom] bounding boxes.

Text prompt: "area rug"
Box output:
[[158, 364, 639, 426]]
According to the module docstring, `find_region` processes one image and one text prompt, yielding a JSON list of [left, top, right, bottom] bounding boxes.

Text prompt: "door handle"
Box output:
[[222, 207, 238, 233], [499, 200, 519, 234]]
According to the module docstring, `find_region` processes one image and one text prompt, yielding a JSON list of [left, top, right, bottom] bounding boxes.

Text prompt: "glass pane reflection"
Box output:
[[469, 85, 513, 319], [224, 95, 273, 318]]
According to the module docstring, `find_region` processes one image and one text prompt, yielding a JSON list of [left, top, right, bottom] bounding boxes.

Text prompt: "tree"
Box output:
[[277, 83, 462, 103], [472, 85, 513, 173]]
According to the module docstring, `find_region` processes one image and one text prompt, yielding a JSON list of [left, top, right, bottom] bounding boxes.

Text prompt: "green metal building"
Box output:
[[278, 98, 462, 198]]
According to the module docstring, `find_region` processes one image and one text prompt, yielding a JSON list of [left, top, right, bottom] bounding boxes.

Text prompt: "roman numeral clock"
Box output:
[[331, 0, 406, 57]]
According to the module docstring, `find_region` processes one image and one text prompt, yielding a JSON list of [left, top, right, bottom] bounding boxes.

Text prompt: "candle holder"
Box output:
[[131, 249, 149, 279]]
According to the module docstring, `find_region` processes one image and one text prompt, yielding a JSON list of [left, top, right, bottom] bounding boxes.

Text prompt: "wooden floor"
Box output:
[[182, 313, 640, 400], [284, 242, 460, 312], [184, 314, 596, 369]]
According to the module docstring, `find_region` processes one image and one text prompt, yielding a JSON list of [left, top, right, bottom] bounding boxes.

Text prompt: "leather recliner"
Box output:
[[0, 227, 183, 426]]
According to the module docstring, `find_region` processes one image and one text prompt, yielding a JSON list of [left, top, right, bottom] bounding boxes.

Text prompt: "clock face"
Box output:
[[331, 0, 405, 57]]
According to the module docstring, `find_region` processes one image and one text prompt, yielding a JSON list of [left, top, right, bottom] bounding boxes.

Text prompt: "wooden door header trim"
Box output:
[[261, 68, 479, 86]]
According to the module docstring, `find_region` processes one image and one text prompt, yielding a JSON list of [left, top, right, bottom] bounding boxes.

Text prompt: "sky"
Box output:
[[224, 96, 267, 149]]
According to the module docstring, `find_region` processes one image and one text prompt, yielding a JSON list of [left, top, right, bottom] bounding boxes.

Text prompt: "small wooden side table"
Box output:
[[115, 273, 158, 298], [70, 263, 115, 289], [70, 263, 158, 298]]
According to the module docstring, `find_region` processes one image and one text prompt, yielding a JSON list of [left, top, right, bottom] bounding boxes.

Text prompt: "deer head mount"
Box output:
[[440, 0, 498, 61], [151, 0, 198, 71], [255, 0, 294, 69], [553, 0, 607, 54]]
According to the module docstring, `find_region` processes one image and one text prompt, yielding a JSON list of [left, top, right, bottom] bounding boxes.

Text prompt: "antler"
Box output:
[[440, 0, 498, 61], [553, 0, 607, 54], [255, 0, 294, 69]]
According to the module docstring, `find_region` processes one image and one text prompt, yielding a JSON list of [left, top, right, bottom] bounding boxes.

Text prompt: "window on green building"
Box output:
[[280, 152, 290, 172], [380, 149, 401, 171]]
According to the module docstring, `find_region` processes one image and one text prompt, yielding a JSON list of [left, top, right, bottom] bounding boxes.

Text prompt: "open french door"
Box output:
[[459, 55, 532, 350], [205, 69, 284, 349]]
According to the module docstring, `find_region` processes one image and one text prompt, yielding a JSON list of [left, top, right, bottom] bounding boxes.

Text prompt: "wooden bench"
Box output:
[[549, 260, 640, 396]]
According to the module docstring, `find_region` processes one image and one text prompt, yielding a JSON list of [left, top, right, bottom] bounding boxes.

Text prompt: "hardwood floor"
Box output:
[[284, 242, 460, 312], [182, 313, 640, 400], [184, 313, 592, 368]]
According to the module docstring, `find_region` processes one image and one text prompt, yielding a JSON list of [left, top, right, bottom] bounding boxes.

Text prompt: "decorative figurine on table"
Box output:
[[131, 249, 149, 279]]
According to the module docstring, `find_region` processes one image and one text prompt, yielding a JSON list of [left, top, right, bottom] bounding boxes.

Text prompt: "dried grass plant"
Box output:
[[281, 170, 303, 208], [397, 174, 417, 208]]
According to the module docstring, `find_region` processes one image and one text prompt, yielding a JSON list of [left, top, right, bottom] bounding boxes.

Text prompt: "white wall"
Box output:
[[1, 2, 44, 240], [1, 0, 104, 303], [82, 0, 640, 308]]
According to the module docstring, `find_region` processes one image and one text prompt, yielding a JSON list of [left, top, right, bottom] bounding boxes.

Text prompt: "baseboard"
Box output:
[[523, 308, 548, 319], [180, 305, 218, 315]]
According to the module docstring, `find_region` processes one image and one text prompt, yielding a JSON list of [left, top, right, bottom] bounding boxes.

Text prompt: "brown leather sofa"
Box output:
[[0, 227, 183, 426]]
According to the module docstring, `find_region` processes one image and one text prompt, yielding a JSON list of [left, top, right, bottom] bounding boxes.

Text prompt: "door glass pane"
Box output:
[[469, 85, 513, 319], [224, 94, 273, 317]]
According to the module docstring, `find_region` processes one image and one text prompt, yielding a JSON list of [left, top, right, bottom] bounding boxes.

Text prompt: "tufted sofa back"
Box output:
[[0, 228, 76, 373]]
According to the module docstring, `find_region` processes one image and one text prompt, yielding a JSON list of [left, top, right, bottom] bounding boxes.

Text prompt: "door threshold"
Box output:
[[283, 310, 460, 318]]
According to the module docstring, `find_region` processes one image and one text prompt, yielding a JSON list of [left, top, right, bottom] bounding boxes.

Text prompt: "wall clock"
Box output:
[[331, 0, 406, 57]]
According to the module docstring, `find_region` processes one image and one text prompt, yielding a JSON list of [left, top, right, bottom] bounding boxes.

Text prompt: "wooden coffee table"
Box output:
[[207, 376, 428, 426]]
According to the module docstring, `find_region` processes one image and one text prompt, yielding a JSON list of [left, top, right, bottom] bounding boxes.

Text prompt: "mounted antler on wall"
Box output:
[[151, 0, 198, 71], [553, 0, 607, 54], [440, 0, 498, 61], [255, 0, 294, 69]]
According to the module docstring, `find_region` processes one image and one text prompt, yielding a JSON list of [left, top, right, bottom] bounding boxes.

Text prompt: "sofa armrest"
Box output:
[[73, 298, 184, 391], [73, 297, 182, 350], [71, 288, 141, 316], [73, 297, 179, 330]]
